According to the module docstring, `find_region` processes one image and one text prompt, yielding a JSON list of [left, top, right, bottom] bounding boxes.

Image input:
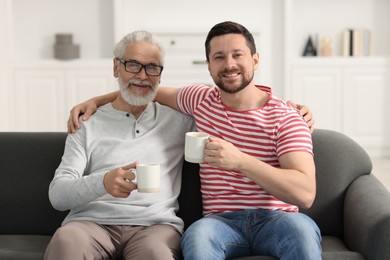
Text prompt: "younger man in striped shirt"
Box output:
[[158, 21, 321, 260]]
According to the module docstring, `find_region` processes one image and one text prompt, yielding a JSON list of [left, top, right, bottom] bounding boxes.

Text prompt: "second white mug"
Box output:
[[185, 132, 209, 163]]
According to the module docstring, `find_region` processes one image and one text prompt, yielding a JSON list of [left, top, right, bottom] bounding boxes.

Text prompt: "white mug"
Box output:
[[134, 164, 160, 193], [185, 132, 209, 163]]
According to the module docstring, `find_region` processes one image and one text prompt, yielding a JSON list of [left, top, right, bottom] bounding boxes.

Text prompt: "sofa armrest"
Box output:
[[344, 174, 390, 260]]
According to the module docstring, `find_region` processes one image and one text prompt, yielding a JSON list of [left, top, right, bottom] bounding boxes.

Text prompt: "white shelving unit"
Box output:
[[1, 0, 116, 132], [283, 0, 390, 157], [287, 0, 389, 58]]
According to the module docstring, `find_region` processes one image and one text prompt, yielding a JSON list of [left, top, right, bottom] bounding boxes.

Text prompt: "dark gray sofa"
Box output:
[[0, 129, 389, 260]]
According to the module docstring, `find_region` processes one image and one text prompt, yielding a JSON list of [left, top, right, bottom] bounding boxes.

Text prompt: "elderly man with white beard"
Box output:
[[44, 30, 195, 260]]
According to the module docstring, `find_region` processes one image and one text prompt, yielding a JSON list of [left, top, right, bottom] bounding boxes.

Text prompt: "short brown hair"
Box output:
[[205, 21, 257, 61]]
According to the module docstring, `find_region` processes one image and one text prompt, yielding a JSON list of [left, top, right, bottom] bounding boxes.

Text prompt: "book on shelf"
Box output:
[[342, 28, 371, 57]]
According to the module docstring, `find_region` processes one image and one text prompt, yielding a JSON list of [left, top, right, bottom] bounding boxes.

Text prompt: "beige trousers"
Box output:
[[44, 221, 181, 260]]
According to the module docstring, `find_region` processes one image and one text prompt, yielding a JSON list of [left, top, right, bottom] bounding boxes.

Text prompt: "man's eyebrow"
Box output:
[[125, 59, 160, 65], [212, 49, 244, 55], [212, 51, 224, 56]]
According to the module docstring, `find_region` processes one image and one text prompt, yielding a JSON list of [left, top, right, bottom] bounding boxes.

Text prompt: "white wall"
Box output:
[[113, 0, 283, 94], [11, 0, 114, 59], [2, 0, 389, 153], [8, 0, 285, 94], [0, 0, 11, 130]]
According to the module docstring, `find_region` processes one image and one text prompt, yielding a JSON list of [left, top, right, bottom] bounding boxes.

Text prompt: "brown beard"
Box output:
[[214, 71, 254, 94]]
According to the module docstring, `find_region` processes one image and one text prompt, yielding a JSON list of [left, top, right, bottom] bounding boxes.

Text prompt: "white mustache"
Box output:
[[126, 79, 153, 88]]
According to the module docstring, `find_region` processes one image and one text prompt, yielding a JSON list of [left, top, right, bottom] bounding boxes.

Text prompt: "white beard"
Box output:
[[118, 77, 158, 106]]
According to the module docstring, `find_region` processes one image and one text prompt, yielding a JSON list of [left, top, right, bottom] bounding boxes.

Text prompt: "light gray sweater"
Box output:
[[49, 102, 195, 233]]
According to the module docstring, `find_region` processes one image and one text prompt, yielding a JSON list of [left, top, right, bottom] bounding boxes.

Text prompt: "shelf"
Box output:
[[289, 56, 390, 66], [286, 0, 390, 58], [10, 59, 113, 68]]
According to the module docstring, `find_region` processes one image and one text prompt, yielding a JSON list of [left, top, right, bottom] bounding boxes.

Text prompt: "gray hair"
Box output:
[[113, 30, 165, 66]]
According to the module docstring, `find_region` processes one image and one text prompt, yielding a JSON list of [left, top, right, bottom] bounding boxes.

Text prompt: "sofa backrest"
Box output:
[[177, 161, 202, 230], [0, 132, 68, 235], [0, 130, 373, 239]]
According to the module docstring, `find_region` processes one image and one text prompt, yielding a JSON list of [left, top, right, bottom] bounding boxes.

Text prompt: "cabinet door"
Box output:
[[65, 67, 117, 111], [13, 69, 66, 131], [290, 66, 342, 131], [343, 66, 389, 149]]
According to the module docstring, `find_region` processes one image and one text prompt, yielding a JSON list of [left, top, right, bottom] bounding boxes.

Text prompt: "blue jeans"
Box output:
[[181, 209, 322, 260]]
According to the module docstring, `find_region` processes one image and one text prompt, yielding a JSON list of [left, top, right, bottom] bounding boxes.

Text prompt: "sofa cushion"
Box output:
[[0, 235, 51, 260], [321, 236, 365, 260], [229, 236, 365, 260], [0, 235, 364, 260]]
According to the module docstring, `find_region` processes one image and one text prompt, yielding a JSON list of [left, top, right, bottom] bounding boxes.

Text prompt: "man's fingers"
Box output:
[[104, 168, 137, 198], [67, 119, 75, 134], [302, 109, 313, 122], [81, 107, 95, 121], [67, 108, 81, 134], [122, 162, 138, 171], [208, 136, 223, 143], [122, 162, 138, 182], [286, 100, 297, 109], [307, 119, 315, 133], [298, 105, 308, 117]]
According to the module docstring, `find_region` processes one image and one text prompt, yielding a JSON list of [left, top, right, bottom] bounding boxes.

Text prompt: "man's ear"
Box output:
[[253, 52, 260, 70], [113, 59, 119, 78]]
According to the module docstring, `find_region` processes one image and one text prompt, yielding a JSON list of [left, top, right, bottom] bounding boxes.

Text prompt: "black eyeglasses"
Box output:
[[116, 59, 163, 76]]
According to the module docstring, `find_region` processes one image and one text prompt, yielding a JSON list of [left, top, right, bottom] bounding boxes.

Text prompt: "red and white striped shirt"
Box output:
[[177, 84, 313, 215]]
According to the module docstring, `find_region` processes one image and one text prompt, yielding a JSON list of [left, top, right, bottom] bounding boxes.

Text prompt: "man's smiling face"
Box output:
[[115, 41, 161, 106], [207, 33, 259, 94]]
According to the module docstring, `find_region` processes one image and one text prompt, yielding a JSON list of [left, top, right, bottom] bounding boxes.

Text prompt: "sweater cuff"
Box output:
[[91, 170, 109, 197]]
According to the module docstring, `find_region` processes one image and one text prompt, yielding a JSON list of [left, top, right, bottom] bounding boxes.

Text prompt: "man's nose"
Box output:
[[225, 56, 237, 69], [135, 67, 148, 79]]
